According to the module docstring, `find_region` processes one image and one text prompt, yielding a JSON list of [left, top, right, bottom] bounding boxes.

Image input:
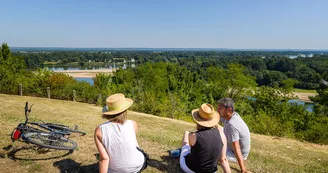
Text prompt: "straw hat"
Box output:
[[102, 93, 133, 115], [191, 103, 220, 127]]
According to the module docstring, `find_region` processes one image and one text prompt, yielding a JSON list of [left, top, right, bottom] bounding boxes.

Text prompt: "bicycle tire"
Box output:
[[46, 123, 87, 136], [22, 132, 77, 150]]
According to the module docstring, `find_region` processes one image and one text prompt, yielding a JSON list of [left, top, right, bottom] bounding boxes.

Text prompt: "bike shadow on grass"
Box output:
[[6, 145, 74, 161]]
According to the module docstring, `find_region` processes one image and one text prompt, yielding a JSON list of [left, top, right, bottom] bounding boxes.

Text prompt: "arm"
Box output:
[[232, 140, 248, 173], [132, 120, 140, 147], [132, 120, 138, 134], [218, 127, 231, 173], [94, 127, 109, 173], [188, 132, 196, 146]]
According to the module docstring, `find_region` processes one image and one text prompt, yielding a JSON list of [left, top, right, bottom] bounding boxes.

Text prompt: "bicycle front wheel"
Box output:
[[22, 132, 77, 150]]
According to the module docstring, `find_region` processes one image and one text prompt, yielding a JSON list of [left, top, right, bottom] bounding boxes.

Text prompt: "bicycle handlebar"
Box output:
[[25, 102, 28, 112], [24, 102, 33, 124]]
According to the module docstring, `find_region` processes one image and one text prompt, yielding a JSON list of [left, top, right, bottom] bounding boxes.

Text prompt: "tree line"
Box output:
[[14, 49, 328, 90]]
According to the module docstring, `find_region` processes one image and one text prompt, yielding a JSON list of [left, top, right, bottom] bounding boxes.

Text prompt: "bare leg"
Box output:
[[181, 131, 190, 146], [217, 125, 231, 173]]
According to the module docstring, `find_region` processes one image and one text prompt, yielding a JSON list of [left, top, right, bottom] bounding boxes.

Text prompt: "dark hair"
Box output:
[[196, 124, 218, 131], [217, 98, 235, 112], [102, 110, 127, 124]]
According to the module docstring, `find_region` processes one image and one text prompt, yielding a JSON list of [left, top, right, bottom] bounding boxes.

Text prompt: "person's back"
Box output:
[[223, 112, 250, 159], [99, 120, 144, 173], [95, 93, 146, 173], [185, 128, 223, 173], [179, 103, 231, 173]]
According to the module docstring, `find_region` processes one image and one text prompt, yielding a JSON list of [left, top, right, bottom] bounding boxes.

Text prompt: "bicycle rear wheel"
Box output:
[[22, 132, 77, 150], [46, 123, 87, 136]]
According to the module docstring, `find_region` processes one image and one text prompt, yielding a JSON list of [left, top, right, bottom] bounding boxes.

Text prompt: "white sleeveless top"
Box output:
[[99, 120, 144, 173]]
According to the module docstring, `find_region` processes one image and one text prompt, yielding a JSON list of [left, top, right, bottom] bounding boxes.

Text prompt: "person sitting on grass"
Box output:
[[217, 98, 251, 173], [94, 93, 146, 173], [180, 103, 231, 173]]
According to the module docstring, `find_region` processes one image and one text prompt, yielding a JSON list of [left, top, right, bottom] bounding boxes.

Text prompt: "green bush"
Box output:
[[243, 110, 294, 137], [296, 115, 328, 144]]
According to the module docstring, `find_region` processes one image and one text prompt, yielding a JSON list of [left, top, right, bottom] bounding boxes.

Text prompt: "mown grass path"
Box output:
[[0, 94, 327, 172]]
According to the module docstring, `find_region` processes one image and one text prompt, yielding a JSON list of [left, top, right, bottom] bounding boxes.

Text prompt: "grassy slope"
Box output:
[[0, 94, 327, 173]]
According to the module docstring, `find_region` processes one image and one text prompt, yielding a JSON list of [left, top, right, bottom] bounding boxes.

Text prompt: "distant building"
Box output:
[[288, 55, 298, 59]]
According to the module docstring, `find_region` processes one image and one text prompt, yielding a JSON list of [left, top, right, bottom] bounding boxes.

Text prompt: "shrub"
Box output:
[[243, 110, 294, 137]]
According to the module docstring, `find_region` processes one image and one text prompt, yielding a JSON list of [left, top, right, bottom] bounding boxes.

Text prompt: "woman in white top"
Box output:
[[94, 93, 145, 173]]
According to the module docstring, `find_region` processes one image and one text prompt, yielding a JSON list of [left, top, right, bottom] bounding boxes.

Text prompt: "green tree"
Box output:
[[206, 64, 257, 101], [311, 86, 328, 116], [93, 73, 112, 91], [224, 64, 257, 100], [0, 44, 2, 62], [1, 43, 11, 61], [258, 70, 288, 87]]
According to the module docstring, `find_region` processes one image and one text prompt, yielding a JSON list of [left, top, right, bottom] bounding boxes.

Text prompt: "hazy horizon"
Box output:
[[10, 46, 328, 51]]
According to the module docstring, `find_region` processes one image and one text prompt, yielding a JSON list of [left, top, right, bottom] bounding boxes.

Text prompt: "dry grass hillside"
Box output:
[[0, 94, 327, 173]]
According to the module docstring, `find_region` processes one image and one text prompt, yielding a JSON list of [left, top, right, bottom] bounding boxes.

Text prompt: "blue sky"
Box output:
[[0, 0, 327, 49]]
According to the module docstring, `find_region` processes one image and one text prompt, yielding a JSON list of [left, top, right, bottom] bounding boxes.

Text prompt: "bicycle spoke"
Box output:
[[23, 132, 77, 150]]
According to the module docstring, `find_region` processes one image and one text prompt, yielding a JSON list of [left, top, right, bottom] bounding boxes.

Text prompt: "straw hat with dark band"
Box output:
[[191, 103, 220, 127], [102, 93, 133, 115]]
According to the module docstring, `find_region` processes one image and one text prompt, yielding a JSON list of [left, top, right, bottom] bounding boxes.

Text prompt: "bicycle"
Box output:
[[11, 102, 86, 150]]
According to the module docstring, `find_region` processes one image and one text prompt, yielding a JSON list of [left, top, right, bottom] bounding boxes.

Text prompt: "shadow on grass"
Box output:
[[7, 145, 73, 161], [54, 155, 183, 173], [2, 144, 13, 151], [230, 166, 241, 172], [53, 159, 98, 173], [148, 155, 183, 173]]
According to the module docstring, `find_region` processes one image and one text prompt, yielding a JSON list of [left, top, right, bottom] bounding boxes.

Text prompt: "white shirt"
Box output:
[[99, 120, 144, 173]]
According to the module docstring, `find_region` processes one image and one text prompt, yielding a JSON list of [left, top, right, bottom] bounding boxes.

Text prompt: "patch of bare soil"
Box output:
[[55, 69, 115, 78], [293, 92, 317, 102]]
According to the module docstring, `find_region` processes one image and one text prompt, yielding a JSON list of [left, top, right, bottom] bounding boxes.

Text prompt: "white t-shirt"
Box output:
[[99, 120, 144, 173]]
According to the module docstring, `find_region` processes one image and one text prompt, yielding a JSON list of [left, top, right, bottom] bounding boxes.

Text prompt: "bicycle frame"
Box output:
[[11, 102, 78, 150], [25, 122, 71, 135], [11, 102, 70, 142]]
